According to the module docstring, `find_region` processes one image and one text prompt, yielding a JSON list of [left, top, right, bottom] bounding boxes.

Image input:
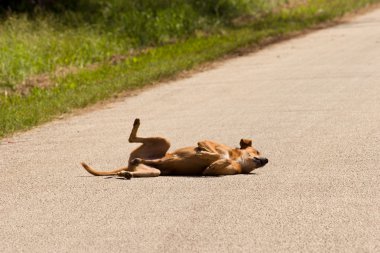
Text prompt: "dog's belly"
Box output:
[[159, 159, 210, 175], [156, 147, 213, 175]]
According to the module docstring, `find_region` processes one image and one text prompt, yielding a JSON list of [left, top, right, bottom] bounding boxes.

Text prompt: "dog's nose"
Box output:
[[260, 157, 268, 165], [254, 157, 268, 166]]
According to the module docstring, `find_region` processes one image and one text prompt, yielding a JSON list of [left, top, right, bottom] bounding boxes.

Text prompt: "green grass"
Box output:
[[0, 16, 132, 88], [0, 0, 379, 138], [0, 0, 288, 88]]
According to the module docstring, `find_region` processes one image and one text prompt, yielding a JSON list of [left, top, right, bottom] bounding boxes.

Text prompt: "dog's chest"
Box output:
[[221, 152, 230, 160]]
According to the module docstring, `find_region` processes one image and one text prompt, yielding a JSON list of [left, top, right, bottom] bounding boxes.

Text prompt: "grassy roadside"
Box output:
[[1, 0, 380, 138]]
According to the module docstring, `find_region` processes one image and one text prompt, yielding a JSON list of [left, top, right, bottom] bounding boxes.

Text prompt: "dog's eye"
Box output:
[[257, 151, 261, 156]]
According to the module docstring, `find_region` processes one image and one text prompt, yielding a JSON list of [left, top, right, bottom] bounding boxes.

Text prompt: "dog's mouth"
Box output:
[[253, 157, 269, 167]]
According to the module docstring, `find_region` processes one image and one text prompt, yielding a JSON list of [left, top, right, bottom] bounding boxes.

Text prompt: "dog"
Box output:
[[81, 119, 268, 179]]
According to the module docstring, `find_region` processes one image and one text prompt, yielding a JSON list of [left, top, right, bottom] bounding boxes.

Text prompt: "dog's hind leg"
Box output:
[[118, 164, 160, 179], [128, 118, 171, 163], [128, 118, 144, 143], [81, 118, 168, 178]]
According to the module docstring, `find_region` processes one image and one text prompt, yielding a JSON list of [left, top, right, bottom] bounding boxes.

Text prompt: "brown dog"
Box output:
[[81, 119, 268, 179]]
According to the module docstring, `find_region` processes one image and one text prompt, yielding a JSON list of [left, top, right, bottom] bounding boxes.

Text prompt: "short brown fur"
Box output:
[[81, 119, 268, 179]]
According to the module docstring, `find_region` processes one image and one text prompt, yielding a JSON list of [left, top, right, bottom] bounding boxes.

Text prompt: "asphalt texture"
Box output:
[[1, 8, 380, 253]]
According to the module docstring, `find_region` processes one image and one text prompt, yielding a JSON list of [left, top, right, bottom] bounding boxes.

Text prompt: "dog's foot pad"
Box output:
[[133, 118, 140, 127], [118, 171, 132, 180]]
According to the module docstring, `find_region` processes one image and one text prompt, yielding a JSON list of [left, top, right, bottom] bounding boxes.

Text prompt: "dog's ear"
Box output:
[[240, 139, 252, 149]]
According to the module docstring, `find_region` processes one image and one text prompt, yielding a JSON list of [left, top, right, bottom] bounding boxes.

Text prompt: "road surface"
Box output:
[[1, 8, 380, 253]]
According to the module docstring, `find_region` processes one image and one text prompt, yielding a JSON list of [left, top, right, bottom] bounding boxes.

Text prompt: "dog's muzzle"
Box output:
[[253, 157, 269, 167]]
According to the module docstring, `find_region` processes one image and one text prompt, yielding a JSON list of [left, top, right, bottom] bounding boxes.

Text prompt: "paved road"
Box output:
[[1, 8, 380, 253]]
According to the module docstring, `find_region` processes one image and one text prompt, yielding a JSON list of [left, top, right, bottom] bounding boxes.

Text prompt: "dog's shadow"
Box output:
[[79, 173, 257, 180], [166, 173, 258, 179], [79, 172, 257, 180]]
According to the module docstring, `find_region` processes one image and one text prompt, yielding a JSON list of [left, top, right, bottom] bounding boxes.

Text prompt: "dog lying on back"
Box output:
[[81, 119, 268, 179]]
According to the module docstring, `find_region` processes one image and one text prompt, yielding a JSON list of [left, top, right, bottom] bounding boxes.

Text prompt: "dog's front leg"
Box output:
[[195, 150, 221, 162], [197, 141, 217, 153], [202, 159, 241, 176]]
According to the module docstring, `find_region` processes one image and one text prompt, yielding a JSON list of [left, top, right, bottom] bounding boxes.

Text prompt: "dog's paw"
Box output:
[[195, 146, 207, 153], [118, 171, 132, 180], [131, 158, 142, 166], [133, 118, 140, 127]]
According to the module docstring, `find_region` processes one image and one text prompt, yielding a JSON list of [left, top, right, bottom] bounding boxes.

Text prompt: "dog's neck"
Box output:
[[230, 148, 242, 159], [236, 150, 254, 174]]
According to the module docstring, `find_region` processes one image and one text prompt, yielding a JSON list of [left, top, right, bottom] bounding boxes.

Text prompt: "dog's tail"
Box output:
[[81, 162, 127, 176]]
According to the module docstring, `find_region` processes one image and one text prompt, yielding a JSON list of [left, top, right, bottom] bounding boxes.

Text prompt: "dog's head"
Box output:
[[238, 139, 268, 173]]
